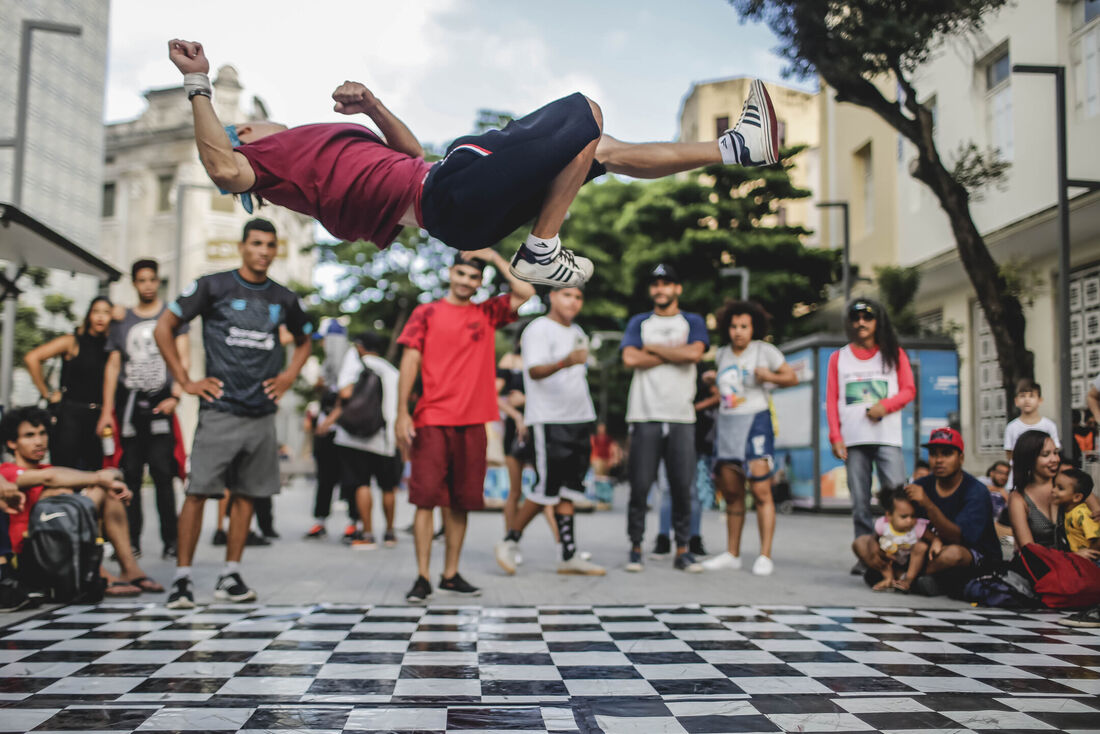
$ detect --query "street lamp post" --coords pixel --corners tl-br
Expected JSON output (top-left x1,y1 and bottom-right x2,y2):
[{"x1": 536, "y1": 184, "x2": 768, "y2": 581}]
[
  {"x1": 1012, "y1": 64, "x2": 1100, "y2": 447},
  {"x1": 0, "y1": 20, "x2": 83, "y2": 408},
  {"x1": 719, "y1": 267, "x2": 750, "y2": 301},
  {"x1": 816, "y1": 201, "x2": 851, "y2": 304},
  {"x1": 589, "y1": 330, "x2": 623, "y2": 424}
]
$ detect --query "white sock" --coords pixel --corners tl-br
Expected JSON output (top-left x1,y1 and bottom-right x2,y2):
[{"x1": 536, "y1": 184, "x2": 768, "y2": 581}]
[
  {"x1": 524, "y1": 233, "x2": 560, "y2": 258},
  {"x1": 173, "y1": 566, "x2": 191, "y2": 581},
  {"x1": 223, "y1": 561, "x2": 240, "y2": 575}
]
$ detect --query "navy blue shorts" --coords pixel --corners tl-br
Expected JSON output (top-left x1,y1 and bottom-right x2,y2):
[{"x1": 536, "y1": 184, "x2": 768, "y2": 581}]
[{"x1": 420, "y1": 93, "x2": 605, "y2": 251}]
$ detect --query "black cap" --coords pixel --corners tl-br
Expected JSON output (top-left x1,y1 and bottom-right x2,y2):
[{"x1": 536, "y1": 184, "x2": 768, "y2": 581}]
[
  {"x1": 648, "y1": 263, "x2": 680, "y2": 284},
  {"x1": 848, "y1": 300, "x2": 876, "y2": 317}
]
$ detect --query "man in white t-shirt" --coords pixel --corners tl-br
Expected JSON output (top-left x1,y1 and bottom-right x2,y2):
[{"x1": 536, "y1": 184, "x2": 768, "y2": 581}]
[
  {"x1": 621, "y1": 264, "x2": 709, "y2": 573},
  {"x1": 495, "y1": 287, "x2": 605, "y2": 576},
  {"x1": 333, "y1": 332, "x2": 402, "y2": 549},
  {"x1": 1004, "y1": 380, "x2": 1061, "y2": 488}
]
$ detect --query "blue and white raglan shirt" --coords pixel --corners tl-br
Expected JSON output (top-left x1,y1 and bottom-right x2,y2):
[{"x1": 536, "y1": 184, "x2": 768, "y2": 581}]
[
  {"x1": 170, "y1": 270, "x2": 312, "y2": 417},
  {"x1": 621, "y1": 310, "x2": 709, "y2": 424}
]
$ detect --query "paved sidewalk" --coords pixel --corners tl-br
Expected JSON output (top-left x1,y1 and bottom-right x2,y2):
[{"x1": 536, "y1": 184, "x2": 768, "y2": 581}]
[{"x1": 68, "y1": 480, "x2": 970, "y2": 610}]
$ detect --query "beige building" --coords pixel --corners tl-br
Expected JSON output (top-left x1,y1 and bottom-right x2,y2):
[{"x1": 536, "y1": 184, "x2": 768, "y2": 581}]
[
  {"x1": 101, "y1": 66, "x2": 317, "y2": 448},
  {"x1": 817, "y1": 0, "x2": 1100, "y2": 468},
  {"x1": 679, "y1": 77, "x2": 821, "y2": 244}
]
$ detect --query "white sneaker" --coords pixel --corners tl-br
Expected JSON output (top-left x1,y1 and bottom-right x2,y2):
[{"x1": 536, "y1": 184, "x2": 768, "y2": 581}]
[
  {"x1": 719, "y1": 78, "x2": 779, "y2": 167},
  {"x1": 495, "y1": 539, "x2": 518, "y2": 575},
  {"x1": 509, "y1": 244, "x2": 593, "y2": 287},
  {"x1": 752, "y1": 555, "x2": 775, "y2": 576},
  {"x1": 702, "y1": 551, "x2": 743, "y2": 571},
  {"x1": 557, "y1": 555, "x2": 607, "y2": 576}
]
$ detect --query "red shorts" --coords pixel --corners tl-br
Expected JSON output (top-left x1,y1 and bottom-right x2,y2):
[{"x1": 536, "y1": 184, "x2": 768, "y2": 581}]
[{"x1": 408, "y1": 424, "x2": 487, "y2": 511}]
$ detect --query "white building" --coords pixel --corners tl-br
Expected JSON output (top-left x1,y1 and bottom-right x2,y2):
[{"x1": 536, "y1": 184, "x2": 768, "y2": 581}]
[{"x1": 101, "y1": 66, "x2": 317, "y2": 449}]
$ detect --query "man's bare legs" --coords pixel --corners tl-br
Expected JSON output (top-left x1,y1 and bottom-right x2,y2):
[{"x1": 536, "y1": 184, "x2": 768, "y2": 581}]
[
  {"x1": 748, "y1": 458, "x2": 775, "y2": 560},
  {"x1": 717, "y1": 463, "x2": 748, "y2": 557},
  {"x1": 355, "y1": 485, "x2": 373, "y2": 534},
  {"x1": 441, "y1": 508, "x2": 467, "y2": 579},
  {"x1": 596, "y1": 136, "x2": 723, "y2": 179},
  {"x1": 176, "y1": 495, "x2": 205, "y2": 568},
  {"x1": 413, "y1": 507, "x2": 434, "y2": 579},
  {"x1": 226, "y1": 494, "x2": 253, "y2": 564},
  {"x1": 78, "y1": 487, "x2": 155, "y2": 585}
]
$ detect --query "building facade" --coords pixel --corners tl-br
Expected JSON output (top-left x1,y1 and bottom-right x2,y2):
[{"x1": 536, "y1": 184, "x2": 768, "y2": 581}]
[{"x1": 101, "y1": 66, "x2": 317, "y2": 449}]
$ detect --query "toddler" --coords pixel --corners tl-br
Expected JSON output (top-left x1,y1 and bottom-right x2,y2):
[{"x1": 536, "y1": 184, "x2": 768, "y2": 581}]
[
  {"x1": 874, "y1": 487, "x2": 933, "y2": 591},
  {"x1": 1053, "y1": 468, "x2": 1100, "y2": 560}
]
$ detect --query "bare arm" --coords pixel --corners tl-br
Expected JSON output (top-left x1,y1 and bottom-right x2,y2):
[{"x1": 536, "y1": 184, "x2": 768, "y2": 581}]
[
  {"x1": 645, "y1": 341, "x2": 705, "y2": 364},
  {"x1": 1089, "y1": 385, "x2": 1100, "y2": 425},
  {"x1": 176, "y1": 332, "x2": 191, "y2": 377},
  {"x1": 262, "y1": 334, "x2": 311, "y2": 403},
  {"x1": 17, "y1": 466, "x2": 120, "y2": 491},
  {"x1": 156, "y1": 308, "x2": 223, "y2": 403},
  {"x1": 756, "y1": 362, "x2": 798, "y2": 388},
  {"x1": 168, "y1": 40, "x2": 255, "y2": 192},
  {"x1": 24, "y1": 334, "x2": 74, "y2": 402},
  {"x1": 904, "y1": 483, "x2": 964, "y2": 545},
  {"x1": 1007, "y1": 491, "x2": 1034, "y2": 547},
  {"x1": 622, "y1": 345, "x2": 664, "y2": 370},
  {"x1": 332, "y1": 81, "x2": 424, "y2": 158},
  {"x1": 395, "y1": 348, "x2": 422, "y2": 455},
  {"x1": 529, "y1": 350, "x2": 587, "y2": 380},
  {"x1": 97, "y1": 351, "x2": 122, "y2": 436}
]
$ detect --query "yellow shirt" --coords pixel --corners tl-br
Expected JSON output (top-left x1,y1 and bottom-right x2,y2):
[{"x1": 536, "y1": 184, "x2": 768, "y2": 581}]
[{"x1": 1065, "y1": 503, "x2": 1100, "y2": 552}]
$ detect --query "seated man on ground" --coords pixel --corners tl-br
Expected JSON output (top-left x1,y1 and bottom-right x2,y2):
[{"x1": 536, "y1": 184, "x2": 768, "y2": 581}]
[
  {"x1": 0, "y1": 406, "x2": 163, "y2": 597},
  {"x1": 852, "y1": 428, "x2": 999, "y2": 596},
  {"x1": 167, "y1": 39, "x2": 779, "y2": 289}
]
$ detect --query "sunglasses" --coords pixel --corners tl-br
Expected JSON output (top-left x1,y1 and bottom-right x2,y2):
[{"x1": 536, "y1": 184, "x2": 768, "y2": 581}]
[{"x1": 849, "y1": 312, "x2": 876, "y2": 323}]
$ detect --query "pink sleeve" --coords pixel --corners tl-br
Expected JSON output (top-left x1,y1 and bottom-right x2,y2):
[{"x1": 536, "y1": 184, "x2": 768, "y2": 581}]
[
  {"x1": 880, "y1": 349, "x2": 916, "y2": 414},
  {"x1": 914, "y1": 518, "x2": 930, "y2": 538},
  {"x1": 826, "y1": 350, "x2": 842, "y2": 444},
  {"x1": 874, "y1": 516, "x2": 888, "y2": 536}
]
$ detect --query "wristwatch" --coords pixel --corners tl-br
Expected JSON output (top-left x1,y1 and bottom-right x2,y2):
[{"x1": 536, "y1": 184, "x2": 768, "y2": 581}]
[{"x1": 188, "y1": 88, "x2": 211, "y2": 100}]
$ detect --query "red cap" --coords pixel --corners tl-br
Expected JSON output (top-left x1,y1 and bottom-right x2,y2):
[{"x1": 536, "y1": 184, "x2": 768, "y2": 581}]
[{"x1": 923, "y1": 427, "x2": 964, "y2": 452}]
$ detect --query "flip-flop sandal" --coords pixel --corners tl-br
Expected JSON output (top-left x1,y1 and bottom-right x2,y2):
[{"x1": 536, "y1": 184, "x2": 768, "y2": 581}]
[
  {"x1": 128, "y1": 576, "x2": 165, "y2": 593},
  {"x1": 105, "y1": 580, "x2": 141, "y2": 597}
]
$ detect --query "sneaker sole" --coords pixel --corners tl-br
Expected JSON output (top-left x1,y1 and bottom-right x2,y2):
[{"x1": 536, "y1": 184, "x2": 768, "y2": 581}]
[
  {"x1": 405, "y1": 594, "x2": 431, "y2": 605},
  {"x1": 752, "y1": 79, "x2": 779, "y2": 165},
  {"x1": 214, "y1": 589, "x2": 258, "y2": 603},
  {"x1": 557, "y1": 566, "x2": 607, "y2": 576},
  {"x1": 508, "y1": 263, "x2": 591, "y2": 288},
  {"x1": 625, "y1": 563, "x2": 644, "y2": 573},
  {"x1": 439, "y1": 587, "x2": 482, "y2": 597},
  {"x1": 165, "y1": 597, "x2": 196, "y2": 610},
  {"x1": 351, "y1": 544, "x2": 378, "y2": 550},
  {"x1": 1058, "y1": 617, "x2": 1100, "y2": 628},
  {"x1": 495, "y1": 545, "x2": 517, "y2": 575}
]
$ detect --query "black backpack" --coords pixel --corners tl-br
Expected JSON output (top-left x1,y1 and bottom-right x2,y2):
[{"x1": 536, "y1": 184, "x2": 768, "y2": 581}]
[
  {"x1": 20, "y1": 493, "x2": 105, "y2": 603},
  {"x1": 336, "y1": 364, "x2": 385, "y2": 438}
]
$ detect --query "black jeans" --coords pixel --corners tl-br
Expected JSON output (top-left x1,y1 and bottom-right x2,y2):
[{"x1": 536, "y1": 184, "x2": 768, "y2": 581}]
[
  {"x1": 628, "y1": 422, "x2": 696, "y2": 548},
  {"x1": 121, "y1": 426, "x2": 178, "y2": 550},
  {"x1": 312, "y1": 434, "x2": 357, "y2": 520}
]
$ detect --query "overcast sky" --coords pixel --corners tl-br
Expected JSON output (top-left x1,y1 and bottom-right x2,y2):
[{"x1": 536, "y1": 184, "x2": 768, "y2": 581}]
[{"x1": 105, "y1": 0, "x2": 811, "y2": 148}]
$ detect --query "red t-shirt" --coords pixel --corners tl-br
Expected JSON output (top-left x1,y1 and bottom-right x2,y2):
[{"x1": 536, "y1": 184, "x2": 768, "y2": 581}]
[
  {"x1": 2, "y1": 462, "x2": 47, "y2": 555},
  {"x1": 398, "y1": 295, "x2": 517, "y2": 428},
  {"x1": 237, "y1": 123, "x2": 433, "y2": 249}
]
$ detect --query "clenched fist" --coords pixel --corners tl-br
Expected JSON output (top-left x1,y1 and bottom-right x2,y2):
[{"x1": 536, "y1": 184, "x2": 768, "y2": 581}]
[
  {"x1": 332, "y1": 81, "x2": 379, "y2": 116},
  {"x1": 168, "y1": 39, "x2": 209, "y2": 75}
]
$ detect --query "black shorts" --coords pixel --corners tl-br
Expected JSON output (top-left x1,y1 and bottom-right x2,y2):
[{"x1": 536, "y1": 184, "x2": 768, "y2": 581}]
[
  {"x1": 420, "y1": 93, "x2": 605, "y2": 251},
  {"x1": 337, "y1": 445, "x2": 402, "y2": 492},
  {"x1": 529, "y1": 422, "x2": 593, "y2": 506}
]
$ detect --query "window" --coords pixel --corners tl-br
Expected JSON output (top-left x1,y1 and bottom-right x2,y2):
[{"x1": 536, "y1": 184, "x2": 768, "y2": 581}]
[
  {"x1": 1088, "y1": 0, "x2": 1100, "y2": 24},
  {"x1": 918, "y1": 309, "x2": 944, "y2": 336},
  {"x1": 101, "y1": 182, "x2": 116, "y2": 218},
  {"x1": 973, "y1": 302, "x2": 1006, "y2": 454},
  {"x1": 1073, "y1": 14, "x2": 1100, "y2": 117},
  {"x1": 855, "y1": 143, "x2": 873, "y2": 234},
  {"x1": 715, "y1": 116, "x2": 729, "y2": 138},
  {"x1": 1070, "y1": 263, "x2": 1100, "y2": 410},
  {"x1": 984, "y1": 48, "x2": 1014, "y2": 160},
  {"x1": 156, "y1": 174, "x2": 173, "y2": 212}
]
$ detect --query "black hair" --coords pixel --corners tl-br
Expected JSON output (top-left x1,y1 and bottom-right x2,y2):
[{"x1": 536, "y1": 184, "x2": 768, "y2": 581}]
[
  {"x1": 354, "y1": 331, "x2": 388, "y2": 355},
  {"x1": 131, "y1": 258, "x2": 158, "y2": 280},
  {"x1": 242, "y1": 217, "x2": 277, "y2": 242},
  {"x1": 0, "y1": 405, "x2": 51, "y2": 448},
  {"x1": 1012, "y1": 429, "x2": 1058, "y2": 491},
  {"x1": 78, "y1": 295, "x2": 112, "y2": 336},
  {"x1": 844, "y1": 297, "x2": 900, "y2": 371},
  {"x1": 877, "y1": 486, "x2": 914, "y2": 514},
  {"x1": 1015, "y1": 378, "x2": 1041, "y2": 397},
  {"x1": 716, "y1": 300, "x2": 770, "y2": 344},
  {"x1": 1061, "y1": 467, "x2": 1095, "y2": 500},
  {"x1": 986, "y1": 460, "x2": 1010, "y2": 476},
  {"x1": 451, "y1": 251, "x2": 488, "y2": 274},
  {"x1": 915, "y1": 459, "x2": 930, "y2": 470}
]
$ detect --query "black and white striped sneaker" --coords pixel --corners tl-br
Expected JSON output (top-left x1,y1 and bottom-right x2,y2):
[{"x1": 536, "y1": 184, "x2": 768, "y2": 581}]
[
  {"x1": 509, "y1": 244, "x2": 593, "y2": 287},
  {"x1": 719, "y1": 78, "x2": 780, "y2": 167},
  {"x1": 213, "y1": 572, "x2": 257, "y2": 603}
]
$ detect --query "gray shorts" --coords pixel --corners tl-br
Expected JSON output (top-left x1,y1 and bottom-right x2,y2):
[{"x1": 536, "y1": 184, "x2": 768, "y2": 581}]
[{"x1": 186, "y1": 409, "x2": 280, "y2": 499}]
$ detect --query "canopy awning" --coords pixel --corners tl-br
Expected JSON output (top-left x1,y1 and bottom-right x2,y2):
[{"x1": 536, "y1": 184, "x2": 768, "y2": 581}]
[{"x1": 0, "y1": 203, "x2": 121, "y2": 289}]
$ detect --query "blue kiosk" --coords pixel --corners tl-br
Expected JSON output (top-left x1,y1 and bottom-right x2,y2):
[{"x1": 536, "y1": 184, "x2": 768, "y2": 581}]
[{"x1": 770, "y1": 334, "x2": 960, "y2": 511}]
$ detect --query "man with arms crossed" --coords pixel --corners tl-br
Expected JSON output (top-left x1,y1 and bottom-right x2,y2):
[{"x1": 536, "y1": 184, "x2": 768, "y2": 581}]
[
  {"x1": 166, "y1": 39, "x2": 780, "y2": 288},
  {"x1": 156, "y1": 218, "x2": 312, "y2": 608},
  {"x1": 396, "y1": 250, "x2": 534, "y2": 603},
  {"x1": 98, "y1": 259, "x2": 190, "y2": 560},
  {"x1": 496, "y1": 286, "x2": 605, "y2": 576}
]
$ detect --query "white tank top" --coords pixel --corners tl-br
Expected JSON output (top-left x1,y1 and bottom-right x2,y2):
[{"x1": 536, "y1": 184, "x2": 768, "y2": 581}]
[{"x1": 836, "y1": 344, "x2": 903, "y2": 447}]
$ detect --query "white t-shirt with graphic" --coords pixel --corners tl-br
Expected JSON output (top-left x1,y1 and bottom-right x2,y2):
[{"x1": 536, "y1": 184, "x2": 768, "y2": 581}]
[
  {"x1": 521, "y1": 316, "x2": 595, "y2": 425},
  {"x1": 715, "y1": 341, "x2": 786, "y2": 416}
]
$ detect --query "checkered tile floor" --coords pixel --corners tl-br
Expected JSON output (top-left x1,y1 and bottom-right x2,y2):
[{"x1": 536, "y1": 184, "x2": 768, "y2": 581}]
[{"x1": 2, "y1": 603, "x2": 1099, "y2": 732}]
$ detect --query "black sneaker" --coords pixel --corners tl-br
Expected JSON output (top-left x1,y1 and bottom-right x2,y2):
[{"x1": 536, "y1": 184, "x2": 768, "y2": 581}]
[
  {"x1": 911, "y1": 575, "x2": 945, "y2": 597},
  {"x1": 305, "y1": 523, "x2": 327, "y2": 539},
  {"x1": 261, "y1": 528, "x2": 280, "y2": 540},
  {"x1": 0, "y1": 575, "x2": 32, "y2": 613},
  {"x1": 689, "y1": 535, "x2": 706, "y2": 557},
  {"x1": 405, "y1": 575, "x2": 432, "y2": 604},
  {"x1": 245, "y1": 531, "x2": 270, "y2": 547},
  {"x1": 166, "y1": 577, "x2": 196, "y2": 609},
  {"x1": 214, "y1": 572, "x2": 257, "y2": 603},
  {"x1": 162, "y1": 543, "x2": 177, "y2": 560},
  {"x1": 341, "y1": 526, "x2": 361, "y2": 546},
  {"x1": 651, "y1": 534, "x2": 671, "y2": 558},
  {"x1": 674, "y1": 552, "x2": 703, "y2": 573},
  {"x1": 850, "y1": 559, "x2": 867, "y2": 576},
  {"x1": 439, "y1": 572, "x2": 481, "y2": 596},
  {"x1": 1059, "y1": 606, "x2": 1100, "y2": 628},
  {"x1": 212, "y1": 529, "x2": 227, "y2": 546}
]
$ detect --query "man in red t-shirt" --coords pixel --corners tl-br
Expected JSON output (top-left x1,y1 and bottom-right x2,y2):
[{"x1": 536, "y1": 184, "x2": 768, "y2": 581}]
[
  {"x1": 167, "y1": 39, "x2": 780, "y2": 290},
  {"x1": 395, "y1": 249, "x2": 534, "y2": 603},
  {"x1": 0, "y1": 406, "x2": 163, "y2": 597}
]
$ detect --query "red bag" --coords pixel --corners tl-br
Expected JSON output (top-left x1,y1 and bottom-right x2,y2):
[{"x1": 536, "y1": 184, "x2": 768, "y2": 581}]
[{"x1": 1019, "y1": 543, "x2": 1100, "y2": 609}]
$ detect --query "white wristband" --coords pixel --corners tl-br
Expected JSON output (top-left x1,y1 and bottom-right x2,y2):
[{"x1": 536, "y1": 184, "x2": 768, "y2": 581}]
[{"x1": 183, "y1": 73, "x2": 212, "y2": 96}]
